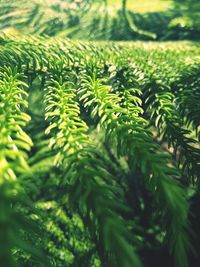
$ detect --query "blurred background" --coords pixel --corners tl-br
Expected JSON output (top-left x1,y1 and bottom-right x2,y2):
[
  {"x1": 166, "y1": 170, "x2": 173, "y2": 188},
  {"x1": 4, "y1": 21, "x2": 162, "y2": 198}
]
[{"x1": 0, "y1": 0, "x2": 200, "y2": 41}]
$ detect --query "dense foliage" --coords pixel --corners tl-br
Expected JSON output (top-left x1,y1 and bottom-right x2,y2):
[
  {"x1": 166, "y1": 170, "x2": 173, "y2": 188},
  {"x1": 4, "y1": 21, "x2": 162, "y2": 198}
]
[
  {"x1": 0, "y1": 0, "x2": 199, "y2": 40},
  {"x1": 0, "y1": 33, "x2": 200, "y2": 267}
]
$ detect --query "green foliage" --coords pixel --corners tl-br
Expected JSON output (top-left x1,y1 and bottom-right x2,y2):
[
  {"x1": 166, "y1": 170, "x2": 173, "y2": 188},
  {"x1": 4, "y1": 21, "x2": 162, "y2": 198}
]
[
  {"x1": 0, "y1": 66, "x2": 47, "y2": 267},
  {"x1": 173, "y1": 0, "x2": 200, "y2": 28},
  {"x1": 44, "y1": 74, "x2": 142, "y2": 267},
  {"x1": 0, "y1": 34, "x2": 199, "y2": 267},
  {"x1": 0, "y1": 0, "x2": 199, "y2": 40},
  {"x1": 169, "y1": 0, "x2": 200, "y2": 38}
]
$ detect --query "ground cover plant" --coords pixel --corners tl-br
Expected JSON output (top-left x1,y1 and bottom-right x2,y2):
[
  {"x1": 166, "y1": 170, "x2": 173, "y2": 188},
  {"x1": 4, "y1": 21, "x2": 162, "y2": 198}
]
[{"x1": 0, "y1": 33, "x2": 200, "y2": 267}]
